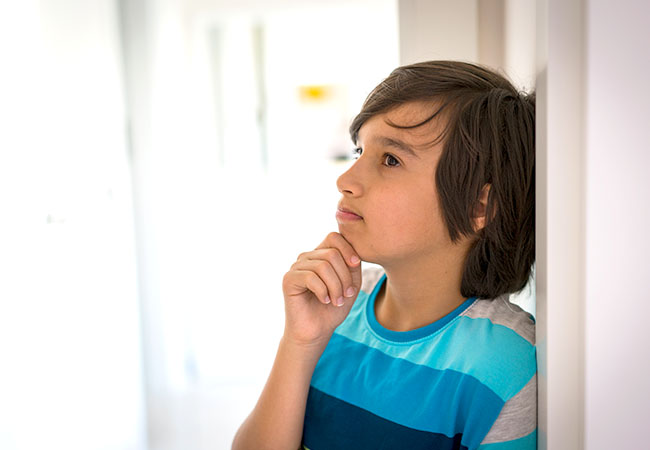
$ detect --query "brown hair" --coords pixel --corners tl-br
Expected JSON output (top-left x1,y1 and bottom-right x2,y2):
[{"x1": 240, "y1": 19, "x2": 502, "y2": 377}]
[{"x1": 350, "y1": 61, "x2": 535, "y2": 299}]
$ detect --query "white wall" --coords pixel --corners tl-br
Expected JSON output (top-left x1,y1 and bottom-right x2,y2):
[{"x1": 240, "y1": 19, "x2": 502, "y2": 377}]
[
  {"x1": 583, "y1": 0, "x2": 650, "y2": 447},
  {"x1": 538, "y1": 0, "x2": 650, "y2": 448},
  {"x1": 0, "y1": 1, "x2": 147, "y2": 449},
  {"x1": 535, "y1": 0, "x2": 586, "y2": 447},
  {"x1": 398, "y1": 0, "x2": 478, "y2": 65},
  {"x1": 503, "y1": 0, "x2": 536, "y2": 91}
]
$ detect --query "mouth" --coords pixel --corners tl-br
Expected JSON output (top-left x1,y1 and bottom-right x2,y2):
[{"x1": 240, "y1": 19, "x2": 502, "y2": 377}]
[{"x1": 336, "y1": 205, "x2": 363, "y2": 222}]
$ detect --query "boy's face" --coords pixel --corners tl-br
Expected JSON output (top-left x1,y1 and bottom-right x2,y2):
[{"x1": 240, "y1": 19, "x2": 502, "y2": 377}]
[{"x1": 336, "y1": 101, "x2": 461, "y2": 267}]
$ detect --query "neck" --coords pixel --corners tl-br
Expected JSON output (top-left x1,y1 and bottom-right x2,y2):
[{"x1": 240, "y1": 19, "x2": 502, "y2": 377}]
[{"x1": 375, "y1": 246, "x2": 470, "y2": 332}]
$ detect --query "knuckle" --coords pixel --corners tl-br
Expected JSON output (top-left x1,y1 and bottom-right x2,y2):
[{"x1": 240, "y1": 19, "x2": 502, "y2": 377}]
[
  {"x1": 326, "y1": 231, "x2": 339, "y2": 241},
  {"x1": 324, "y1": 247, "x2": 338, "y2": 260},
  {"x1": 282, "y1": 270, "x2": 294, "y2": 283}
]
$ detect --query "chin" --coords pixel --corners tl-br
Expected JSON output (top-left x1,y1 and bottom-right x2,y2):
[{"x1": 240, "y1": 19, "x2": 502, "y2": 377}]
[
  {"x1": 338, "y1": 228, "x2": 364, "y2": 256},
  {"x1": 337, "y1": 231, "x2": 380, "y2": 265}
]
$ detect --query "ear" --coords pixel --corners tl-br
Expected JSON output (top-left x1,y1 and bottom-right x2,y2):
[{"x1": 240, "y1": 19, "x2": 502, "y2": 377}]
[{"x1": 472, "y1": 184, "x2": 492, "y2": 232}]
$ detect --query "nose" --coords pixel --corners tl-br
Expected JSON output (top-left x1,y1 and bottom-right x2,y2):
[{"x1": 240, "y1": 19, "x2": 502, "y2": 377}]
[{"x1": 336, "y1": 159, "x2": 363, "y2": 197}]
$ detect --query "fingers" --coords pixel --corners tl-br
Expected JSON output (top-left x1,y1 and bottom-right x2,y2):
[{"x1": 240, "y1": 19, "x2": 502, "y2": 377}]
[
  {"x1": 317, "y1": 232, "x2": 363, "y2": 298},
  {"x1": 299, "y1": 256, "x2": 350, "y2": 306},
  {"x1": 288, "y1": 232, "x2": 362, "y2": 307},
  {"x1": 292, "y1": 269, "x2": 331, "y2": 305},
  {"x1": 316, "y1": 232, "x2": 361, "y2": 268}
]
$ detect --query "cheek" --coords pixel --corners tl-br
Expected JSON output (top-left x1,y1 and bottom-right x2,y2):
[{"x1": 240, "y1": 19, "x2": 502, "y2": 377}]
[{"x1": 375, "y1": 189, "x2": 442, "y2": 236}]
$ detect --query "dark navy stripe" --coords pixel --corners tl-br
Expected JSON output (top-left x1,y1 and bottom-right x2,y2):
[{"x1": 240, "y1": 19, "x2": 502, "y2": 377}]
[
  {"x1": 304, "y1": 386, "x2": 469, "y2": 450},
  {"x1": 310, "y1": 333, "x2": 504, "y2": 448}
]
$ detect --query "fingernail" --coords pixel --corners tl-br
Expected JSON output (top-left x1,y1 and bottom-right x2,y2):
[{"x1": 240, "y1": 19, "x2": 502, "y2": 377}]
[
  {"x1": 324, "y1": 296, "x2": 331, "y2": 304},
  {"x1": 345, "y1": 287, "x2": 355, "y2": 297},
  {"x1": 336, "y1": 297, "x2": 344, "y2": 307},
  {"x1": 350, "y1": 255, "x2": 360, "y2": 264}
]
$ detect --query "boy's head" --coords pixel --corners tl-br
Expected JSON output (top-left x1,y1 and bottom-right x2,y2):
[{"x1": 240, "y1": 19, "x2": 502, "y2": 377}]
[{"x1": 347, "y1": 61, "x2": 535, "y2": 299}]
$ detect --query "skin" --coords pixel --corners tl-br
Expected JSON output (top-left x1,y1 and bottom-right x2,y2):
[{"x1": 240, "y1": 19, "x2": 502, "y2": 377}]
[
  {"x1": 337, "y1": 101, "x2": 479, "y2": 331},
  {"x1": 232, "y1": 101, "x2": 486, "y2": 450}
]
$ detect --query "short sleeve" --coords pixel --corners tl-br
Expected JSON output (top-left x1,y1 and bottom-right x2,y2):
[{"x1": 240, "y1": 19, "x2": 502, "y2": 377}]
[{"x1": 478, "y1": 373, "x2": 537, "y2": 449}]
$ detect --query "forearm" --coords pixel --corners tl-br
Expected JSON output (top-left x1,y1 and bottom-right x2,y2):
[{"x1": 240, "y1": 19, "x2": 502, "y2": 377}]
[
  {"x1": 233, "y1": 232, "x2": 361, "y2": 449},
  {"x1": 232, "y1": 337, "x2": 327, "y2": 450}
]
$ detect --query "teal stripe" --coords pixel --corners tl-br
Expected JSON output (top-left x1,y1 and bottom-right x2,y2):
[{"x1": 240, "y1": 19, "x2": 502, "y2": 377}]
[
  {"x1": 334, "y1": 304, "x2": 536, "y2": 401},
  {"x1": 478, "y1": 429, "x2": 537, "y2": 449},
  {"x1": 311, "y1": 333, "x2": 504, "y2": 448}
]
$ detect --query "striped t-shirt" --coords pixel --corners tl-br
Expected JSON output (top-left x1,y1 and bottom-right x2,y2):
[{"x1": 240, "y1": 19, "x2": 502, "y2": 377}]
[{"x1": 302, "y1": 266, "x2": 537, "y2": 450}]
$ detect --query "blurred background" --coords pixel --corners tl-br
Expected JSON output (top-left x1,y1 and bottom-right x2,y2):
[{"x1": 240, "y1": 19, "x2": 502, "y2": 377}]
[{"x1": 15, "y1": 0, "x2": 647, "y2": 449}]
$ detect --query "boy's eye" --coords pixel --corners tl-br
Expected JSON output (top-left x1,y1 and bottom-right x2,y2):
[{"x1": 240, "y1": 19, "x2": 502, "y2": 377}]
[
  {"x1": 351, "y1": 148, "x2": 400, "y2": 167},
  {"x1": 383, "y1": 154, "x2": 400, "y2": 167}
]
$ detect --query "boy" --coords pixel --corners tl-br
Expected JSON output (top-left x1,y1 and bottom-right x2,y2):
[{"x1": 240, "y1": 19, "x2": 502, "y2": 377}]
[{"x1": 232, "y1": 61, "x2": 536, "y2": 450}]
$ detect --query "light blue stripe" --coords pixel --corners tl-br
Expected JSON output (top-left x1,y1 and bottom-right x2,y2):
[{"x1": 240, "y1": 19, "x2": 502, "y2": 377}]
[
  {"x1": 332, "y1": 288, "x2": 367, "y2": 337},
  {"x1": 311, "y1": 333, "x2": 504, "y2": 449},
  {"x1": 345, "y1": 289, "x2": 368, "y2": 318},
  {"x1": 478, "y1": 429, "x2": 537, "y2": 449},
  {"x1": 334, "y1": 299, "x2": 536, "y2": 401}
]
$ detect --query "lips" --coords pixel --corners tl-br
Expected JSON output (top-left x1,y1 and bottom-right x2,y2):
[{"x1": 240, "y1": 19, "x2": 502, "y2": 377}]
[{"x1": 337, "y1": 204, "x2": 363, "y2": 219}]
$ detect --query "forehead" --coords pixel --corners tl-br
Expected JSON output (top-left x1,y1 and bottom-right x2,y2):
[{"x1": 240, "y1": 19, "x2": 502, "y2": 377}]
[{"x1": 357, "y1": 101, "x2": 448, "y2": 151}]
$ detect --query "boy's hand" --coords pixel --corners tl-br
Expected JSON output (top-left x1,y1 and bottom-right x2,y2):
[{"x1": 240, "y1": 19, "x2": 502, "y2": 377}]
[{"x1": 282, "y1": 232, "x2": 362, "y2": 349}]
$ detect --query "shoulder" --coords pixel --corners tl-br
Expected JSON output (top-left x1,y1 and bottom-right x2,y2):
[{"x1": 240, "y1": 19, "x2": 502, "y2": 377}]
[
  {"x1": 449, "y1": 295, "x2": 536, "y2": 403},
  {"x1": 460, "y1": 294, "x2": 535, "y2": 345}
]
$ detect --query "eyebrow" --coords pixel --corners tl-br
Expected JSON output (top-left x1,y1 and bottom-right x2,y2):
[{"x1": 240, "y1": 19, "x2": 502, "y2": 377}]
[{"x1": 370, "y1": 136, "x2": 420, "y2": 159}]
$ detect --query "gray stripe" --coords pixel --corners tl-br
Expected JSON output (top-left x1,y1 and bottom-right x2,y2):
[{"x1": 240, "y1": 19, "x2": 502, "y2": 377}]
[
  {"x1": 461, "y1": 296, "x2": 536, "y2": 345},
  {"x1": 481, "y1": 373, "x2": 537, "y2": 444}
]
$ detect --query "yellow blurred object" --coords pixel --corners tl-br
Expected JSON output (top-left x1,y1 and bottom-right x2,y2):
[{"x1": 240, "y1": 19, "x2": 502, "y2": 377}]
[{"x1": 299, "y1": 85, "x2": 331, "y2": 102}]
